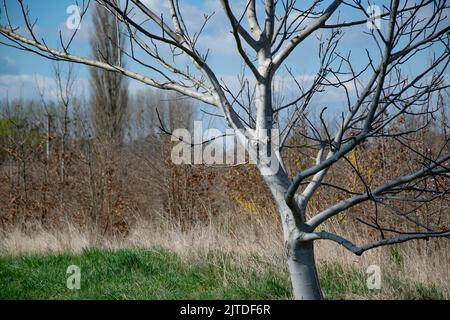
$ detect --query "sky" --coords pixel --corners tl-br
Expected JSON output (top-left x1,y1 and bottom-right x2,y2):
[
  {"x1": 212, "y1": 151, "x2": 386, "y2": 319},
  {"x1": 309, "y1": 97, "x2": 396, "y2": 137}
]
[{"x1": 0, "y1": 0, "x2": 447, "y2": 127}]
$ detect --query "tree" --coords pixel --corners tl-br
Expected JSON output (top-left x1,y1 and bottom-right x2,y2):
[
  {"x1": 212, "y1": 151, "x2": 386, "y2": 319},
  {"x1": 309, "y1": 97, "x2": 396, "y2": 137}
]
[
  {"x1": 90, "y1": 1, "x2": 128, "y2": 147},
  {"x1": 1, "y1": 0, "x2": 448, "y2": 300}
]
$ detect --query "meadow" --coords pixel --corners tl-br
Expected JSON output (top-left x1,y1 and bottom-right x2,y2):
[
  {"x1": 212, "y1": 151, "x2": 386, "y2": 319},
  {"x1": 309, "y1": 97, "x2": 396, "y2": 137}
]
[
  {"x1": 1, "y1": 247, "x2": 447, "y2": 300},
  {"x1": 1, "y1": 215, "x2": 448, "y2": 300}
]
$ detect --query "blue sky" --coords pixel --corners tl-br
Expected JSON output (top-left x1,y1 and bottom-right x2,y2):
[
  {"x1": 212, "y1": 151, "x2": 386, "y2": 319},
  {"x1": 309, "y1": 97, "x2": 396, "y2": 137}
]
[
  {"x1": 0, "y1": 0, "x2": 447, "y2": 117},
  {"x1": 0, "y1": 1, "x2": 90, "y2": 72}
]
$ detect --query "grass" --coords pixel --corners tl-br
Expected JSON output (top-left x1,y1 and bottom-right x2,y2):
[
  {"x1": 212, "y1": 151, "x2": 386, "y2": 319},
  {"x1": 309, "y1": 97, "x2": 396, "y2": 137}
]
[{"x1": 0, "y1": 247, "x2": 447, "y2": 300}]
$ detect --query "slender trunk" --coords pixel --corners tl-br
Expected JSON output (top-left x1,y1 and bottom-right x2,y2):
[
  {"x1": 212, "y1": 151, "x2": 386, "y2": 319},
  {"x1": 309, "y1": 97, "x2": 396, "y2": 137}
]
[
  {"x1": 286, "y1": 240, "x2": 323, "y2": 300},
  {"x1": 254, "y1": 54, "x2": 323, "y2": 299},
  {"x1": 262, "y1": 169, "x2": 324, "y2": 300}
]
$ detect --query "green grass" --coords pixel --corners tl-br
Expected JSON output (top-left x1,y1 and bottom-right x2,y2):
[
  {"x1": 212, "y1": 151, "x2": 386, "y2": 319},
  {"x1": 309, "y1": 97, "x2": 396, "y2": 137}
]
[{"x1": 0, "y1": 248, "x2": 446, "y2": 300}]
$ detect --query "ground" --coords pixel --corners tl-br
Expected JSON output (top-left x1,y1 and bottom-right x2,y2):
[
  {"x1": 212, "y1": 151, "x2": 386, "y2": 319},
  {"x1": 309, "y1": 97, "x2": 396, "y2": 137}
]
[{"x1": 0, "y1": 247, "x2": 447, "y2": 300}]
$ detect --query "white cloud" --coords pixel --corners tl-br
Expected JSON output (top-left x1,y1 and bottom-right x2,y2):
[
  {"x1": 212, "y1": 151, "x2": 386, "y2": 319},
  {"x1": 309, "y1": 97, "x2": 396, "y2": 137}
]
[
  {"x1": 0, "y1": 73, "x2": 88, "y2": 101},
  {"x1": 133, "y1": 0, "x2": 240, "y2": 59},
  {"x1": 0, "y1": 56, "x2": 19, "y2": 74},
  {"x1": 0, "y1": 74, "x2": 52, "y2": 100}
]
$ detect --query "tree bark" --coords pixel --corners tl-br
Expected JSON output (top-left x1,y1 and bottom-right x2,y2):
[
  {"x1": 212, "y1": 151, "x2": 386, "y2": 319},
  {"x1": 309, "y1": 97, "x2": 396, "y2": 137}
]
[
  {"x1": 286, "y1": 240, "x2": 323, "y2": 300},
  {"x1": 255, "y1": 50, "x2": 323, "y2": 298},
  {"x1": 262, "y1": 167, "x2": 323, "y2": 300}
]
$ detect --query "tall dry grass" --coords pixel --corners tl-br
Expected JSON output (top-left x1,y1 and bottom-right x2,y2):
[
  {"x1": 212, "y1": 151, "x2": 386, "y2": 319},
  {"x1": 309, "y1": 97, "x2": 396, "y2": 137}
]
[{"x1": 1, "y1": 208, "x2": 448, "y2": 298}]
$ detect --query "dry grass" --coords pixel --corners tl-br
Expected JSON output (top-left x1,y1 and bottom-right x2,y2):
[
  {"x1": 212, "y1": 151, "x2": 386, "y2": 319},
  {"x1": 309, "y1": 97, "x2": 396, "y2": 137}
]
[{"x1": 1, "y1": 210, "x2": 448, "y2": 299}]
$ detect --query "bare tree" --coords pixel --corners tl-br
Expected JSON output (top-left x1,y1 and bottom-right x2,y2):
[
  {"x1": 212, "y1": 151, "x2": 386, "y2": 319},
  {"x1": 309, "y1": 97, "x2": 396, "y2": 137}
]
[
  {"x1": 90, "y1": 0, "x2": 128, "y2": 147},
  {"x1": 1, "y1": 0, "x2": 449, "y2": 300},
  {"x1": 52, "y1": 63, "x2": 77, "y2": 204}
]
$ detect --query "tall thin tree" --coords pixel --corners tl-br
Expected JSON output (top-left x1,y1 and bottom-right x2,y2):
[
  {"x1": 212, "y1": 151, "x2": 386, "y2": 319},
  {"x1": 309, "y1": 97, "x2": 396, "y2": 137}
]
[{"x1": 89, "y1": 1, "x2": 128, "y2": 147}]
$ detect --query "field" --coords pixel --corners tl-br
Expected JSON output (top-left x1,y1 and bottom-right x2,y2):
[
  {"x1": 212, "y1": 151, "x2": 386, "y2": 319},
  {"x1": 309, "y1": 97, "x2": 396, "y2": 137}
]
[
  {"x1": 1, "y1": 246, "x2": 448, "y2": 300},
  {"x1": 0, "y1": 0, "x2": 449, "y2": 303}
]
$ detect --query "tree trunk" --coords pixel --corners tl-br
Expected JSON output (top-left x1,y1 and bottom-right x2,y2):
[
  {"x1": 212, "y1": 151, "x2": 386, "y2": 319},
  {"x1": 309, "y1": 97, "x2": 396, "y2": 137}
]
[
  {"x1": 262, "y1": 169, "x2": 323, "y2": 300},
  {"x1": 255, "y1": 68, "x2": 323, "y2": 299},
  {"x1": 286, "y1": 240, "x2": 323, "y2": 300}
]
